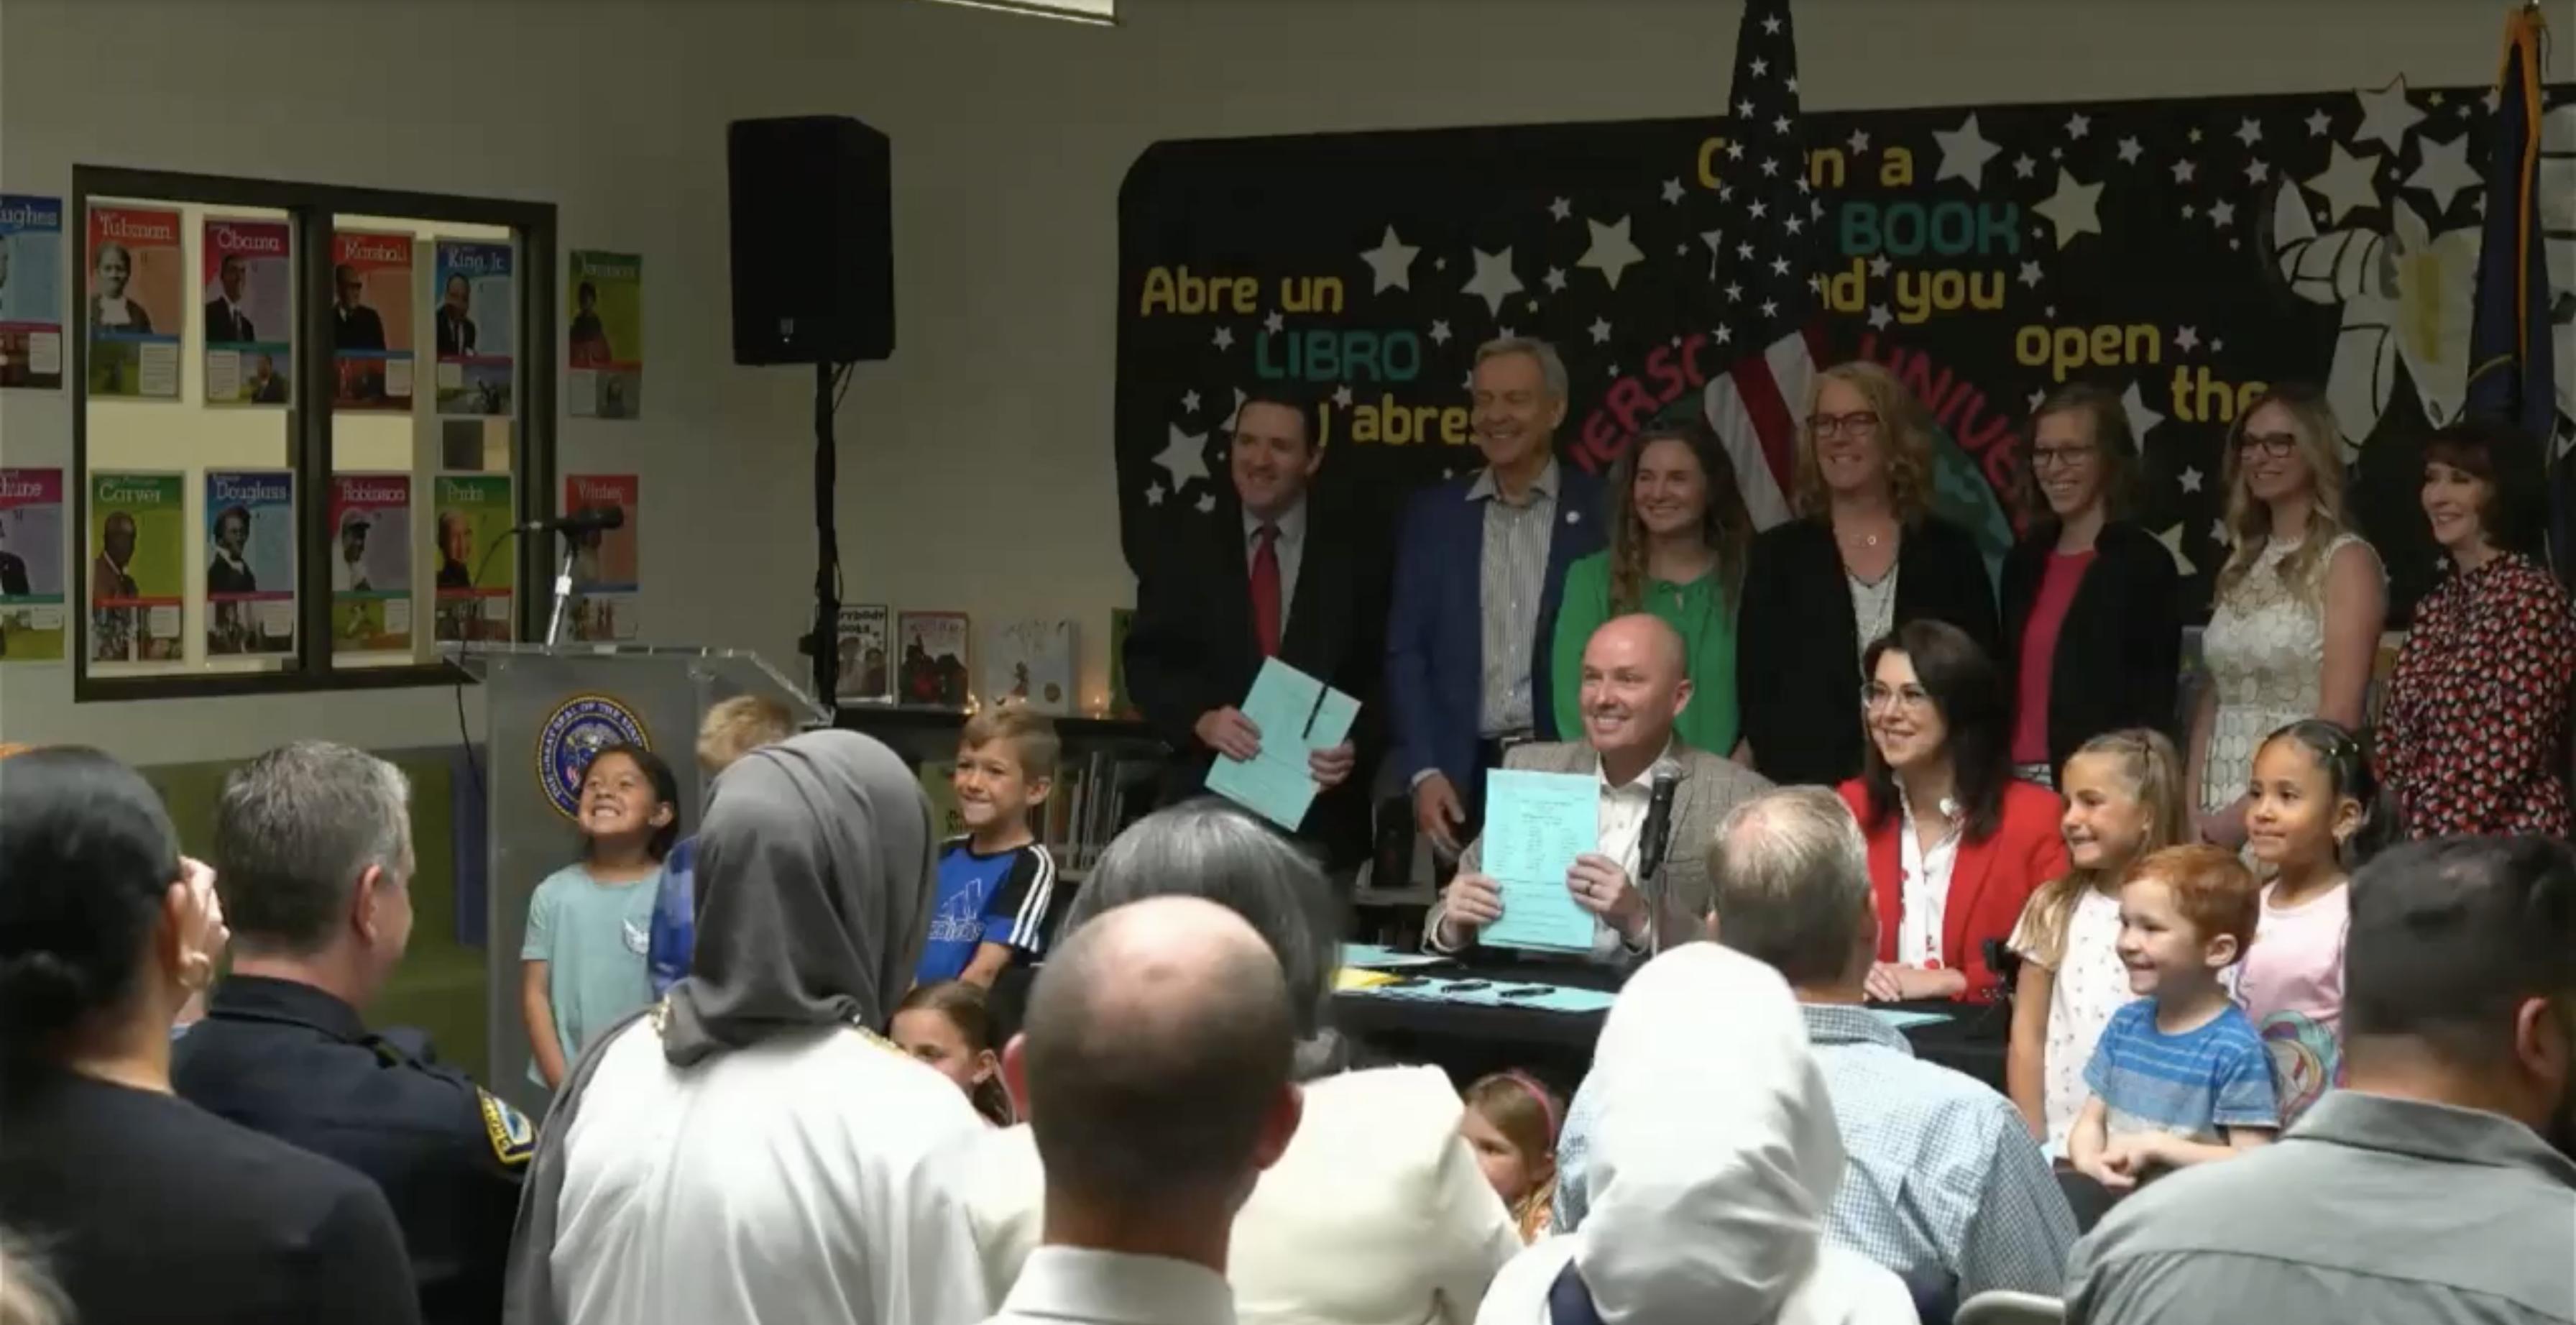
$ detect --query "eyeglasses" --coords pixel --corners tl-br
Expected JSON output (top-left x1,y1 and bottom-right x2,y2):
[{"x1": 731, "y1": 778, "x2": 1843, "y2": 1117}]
[
  {"x1": 1860, "y1": 682, "x2": 1934, "y2": 713},
  {"x1": 1808, "y1": 411, "x2": 1881, "y2": 439},
  {"x1": 2030, "y1": 444, "x2": 2098, "y2": 470},
  {"x1": 2237, "y1": 431, "x2": 2300, "y2": 459}
]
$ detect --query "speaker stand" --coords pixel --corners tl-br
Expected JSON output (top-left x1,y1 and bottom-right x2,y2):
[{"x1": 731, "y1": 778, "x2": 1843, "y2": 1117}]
[{"x1": 809, "y1": 360, "x2": 842, "y2": 714}]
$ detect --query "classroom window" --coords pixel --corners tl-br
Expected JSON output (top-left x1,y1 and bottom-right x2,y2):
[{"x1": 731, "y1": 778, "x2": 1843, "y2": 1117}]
[{"x1": 70, "y1": 168, "x2": 556, "y2": 700}]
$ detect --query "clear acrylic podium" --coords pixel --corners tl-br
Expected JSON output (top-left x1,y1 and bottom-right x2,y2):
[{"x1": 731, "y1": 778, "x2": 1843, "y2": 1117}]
[{"x1": 441, "y1": 642, "x2": 827, "y2": 1106}]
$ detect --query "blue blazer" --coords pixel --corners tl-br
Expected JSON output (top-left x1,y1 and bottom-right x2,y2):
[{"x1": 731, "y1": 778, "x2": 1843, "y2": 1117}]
[{"x1": 1385, "y1": 462, "x2": 1606, "y2": 812}]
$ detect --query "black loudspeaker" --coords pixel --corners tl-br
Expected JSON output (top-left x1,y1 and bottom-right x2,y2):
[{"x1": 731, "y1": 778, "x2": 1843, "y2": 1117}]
[{"x1": 727, "y1": 115, "x2": 893, "y2": 365}]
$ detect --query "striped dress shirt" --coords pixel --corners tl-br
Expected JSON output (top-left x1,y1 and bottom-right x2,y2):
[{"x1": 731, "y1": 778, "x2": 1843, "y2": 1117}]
[{"x1": 1469, "y1": 459, "x2": 1559, "y2": 738}]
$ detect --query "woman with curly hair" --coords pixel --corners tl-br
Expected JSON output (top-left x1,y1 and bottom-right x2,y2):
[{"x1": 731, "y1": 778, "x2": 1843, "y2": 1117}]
[
  {"x1": 1548, "y1": 419, "x2": 1756, "y2": 760},
  {"x1": 1736, "y1": 360, "x2": 2000, "y2": 786}
]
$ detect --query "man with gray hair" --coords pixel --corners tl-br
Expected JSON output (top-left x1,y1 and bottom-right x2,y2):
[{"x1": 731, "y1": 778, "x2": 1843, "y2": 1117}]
[
  {"x1": 983, "y1": 895, "x2": 1304, "y2": 1325},
  {"x1": 1555, "y1": 787, "x2": 2074, "y2": 1308},
  {"x1": 1387, "y1": 334, "x2": 1604, "y2": 857},
  {"x1": 175, "y1": 741, "x2": 529, "y2": 1325}
]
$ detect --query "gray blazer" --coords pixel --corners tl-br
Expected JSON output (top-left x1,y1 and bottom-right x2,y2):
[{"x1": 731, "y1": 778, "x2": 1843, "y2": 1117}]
[{"x1": 1430, "y1": 740, "x2": 1774, "y2": 963}]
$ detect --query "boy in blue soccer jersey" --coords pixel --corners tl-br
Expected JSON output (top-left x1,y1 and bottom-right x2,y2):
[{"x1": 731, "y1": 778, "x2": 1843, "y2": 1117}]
[
  {"x1": 917, "y1": 707, "x2": 1058, "y2": 989},
  {"x1": 2071, "y1": 843, "x2": 2281, "y2": 1193}
]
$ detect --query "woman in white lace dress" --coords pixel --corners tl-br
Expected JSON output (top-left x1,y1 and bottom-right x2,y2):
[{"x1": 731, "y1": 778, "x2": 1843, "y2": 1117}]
[{"x1": 2187, "y1": 385, "x2": 2385, "y2": 846}]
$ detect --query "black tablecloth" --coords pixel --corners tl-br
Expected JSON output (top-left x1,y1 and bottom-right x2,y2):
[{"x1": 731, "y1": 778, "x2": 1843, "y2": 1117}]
[{"x1": 1331, "y1": 955, "x2": 2011, "y2": 1094}]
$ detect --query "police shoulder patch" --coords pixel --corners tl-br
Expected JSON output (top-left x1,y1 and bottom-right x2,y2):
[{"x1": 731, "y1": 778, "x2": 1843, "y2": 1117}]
[{"x1": 479, "y1": 1088, "x2": 536, "y2": 1166}]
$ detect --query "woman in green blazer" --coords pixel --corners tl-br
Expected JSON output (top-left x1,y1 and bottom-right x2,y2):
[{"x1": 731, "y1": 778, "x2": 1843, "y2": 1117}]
[{"x1": 1551, "y1": 420, "x2": 1756, "y2": 758}]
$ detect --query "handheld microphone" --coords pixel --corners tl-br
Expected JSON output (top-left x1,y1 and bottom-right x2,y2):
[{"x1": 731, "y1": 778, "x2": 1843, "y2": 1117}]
[
  {"x1": 1637, "y1": 759, "x2": 1682, "y2": 886},
  {"x1": 517, "y1": 505, "x2": 625, "y2": 536}
]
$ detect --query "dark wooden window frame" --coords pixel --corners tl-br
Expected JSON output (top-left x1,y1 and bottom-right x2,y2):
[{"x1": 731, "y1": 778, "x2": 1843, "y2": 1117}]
[{"x1": 70, "y1": 164, "x2": 557, "y2": 702}]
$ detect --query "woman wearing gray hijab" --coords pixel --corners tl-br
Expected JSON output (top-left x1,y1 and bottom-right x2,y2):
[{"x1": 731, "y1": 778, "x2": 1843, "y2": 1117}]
[{"x1": 504, "y1": 730, "x2": 992, "y2": 1325}]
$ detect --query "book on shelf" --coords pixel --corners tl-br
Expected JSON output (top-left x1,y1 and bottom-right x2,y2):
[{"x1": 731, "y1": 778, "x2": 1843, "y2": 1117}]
[{"x1": 986, "y1": 617, "x2": 1076, "y2": 715}]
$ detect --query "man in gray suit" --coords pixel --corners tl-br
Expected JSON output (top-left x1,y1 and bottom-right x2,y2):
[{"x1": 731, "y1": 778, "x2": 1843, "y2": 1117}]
[{"x1": 1427, "y1": 614, "x2": 1771, "y2": 964}]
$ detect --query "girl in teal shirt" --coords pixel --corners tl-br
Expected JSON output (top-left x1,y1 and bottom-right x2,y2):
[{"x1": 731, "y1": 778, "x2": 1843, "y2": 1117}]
[{"x1": 1552, "y1": 421, "x2": 1754, "y2": 758}]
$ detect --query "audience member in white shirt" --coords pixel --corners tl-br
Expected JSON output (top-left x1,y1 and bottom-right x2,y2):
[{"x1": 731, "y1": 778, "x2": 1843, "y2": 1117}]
[
  {"x1": 980, "y1": 896, "x2": 1303, "y2": 1325},
  {"x1": 1476, "y1": 944, "x2": 1918, "y2": 1325},
  {"x1": 502, "y1": 730, "x2": 993, "y2": 1325},
  {"x1": 940, "y1": 801, "x2": 1523, "y2": 1325}
]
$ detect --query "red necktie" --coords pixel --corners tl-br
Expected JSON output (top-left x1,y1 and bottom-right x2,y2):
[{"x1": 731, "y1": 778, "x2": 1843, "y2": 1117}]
[{"x1": 1249, "y1": 523, "x2": 1282, "y2": 657}]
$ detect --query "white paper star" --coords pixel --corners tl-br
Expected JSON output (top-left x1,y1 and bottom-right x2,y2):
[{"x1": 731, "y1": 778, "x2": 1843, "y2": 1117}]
[
  {"x1": 1332, "y1": 384, "x2": 1354, "y2": 408},
  {"x1": 2067, "y1": 112, "x2": 2092, "y2": 139},
  {"x1": 1433, "y1": 256, "x2": 1446, "y2": 271},
  {"x1": 1772, "y1": 114, "x2": 1791, "y2": 135},
  {"x1": 2212, "y1": 337, "x2": 2225, "y2": 353},
  {"x1": 1661, "y1": 177, "x2": 1685, "y2": 205},
  {"x1": 2353, "y1": 75, "x2": 2424, "y2": 153},
  {"x1": 2406, "y1": 132, "x2": 2480, "y2": 212},
  {"x1": 1736, "y1": 242, "x2": 1754, "y2": 261},
  {"x1": 2245, "y1": 160, "x2": 2271, "y2": 185},
  {"x1": 2174, "y1": 326, "x2": 2200, "y2": 352},
  {"x1": 1848, "y1": 129, "x2": 1872, "y2": 154},
  {"x1": 1760, "y1": 298, "x2": 1779, "y2": 316},
  {"x1": 1463, "y1": 247, "x2": 1523, "y2": 317},
  {"x1": 1181, "y1": 389, "x2": 1200, "y2": 413},
  {"x1": 1212, "y1": 326, "x2": 1234, "y2": 349},
  {"x1": 2303, "y1": 144, "x2": 2381, "y2": 222},
  {"x1": 1358, "y1": 226, "x2": 1420, "y2": 294},
  {"x1": 1429, "y1": 319, "x2": 1452, "y2": 345},
  {"x1": 1868, "y1": 255, "x2": 1892, "y2": 277},
  {"x1": 2033, "y1": 169, "x2": 2105, "y2": 249},
  {"x1": 1784, "y1": 216, "x2": 1805, "y2": 237},
  {"x1": 2179, "y1": 465, "x2": 2204, "y2": 493},
  {"x1": 2236, "y1": 116, "x2": 2263, "y2": 147},
  {"x1": 1587, "y1": 316, "x2": 1612, "y2": 345},
  {"x1": 2210, "y1": 517, "x2": 2230, "y2": 545},
  {"x1": 2013, "y1": 155, "x2": 2038, "y2": 180},
  {"x1": 1195, "y1": 492, "x2": 1215, "y2": 515},
  {"x1": 1761, "y1": 12, "x2": 1781, "y2": 33},
  {"x1": 2121, "y1": 380, "x2": 2165, "y2": 444},
  {"x1": 1726, "y1": 142, "x2": 1745, "y2": 161},
  {"x1": 2306, "y1": 109, "x2": 2333, "y2": 137},
  {"x1": 1760, "y1": 157, "x2": 1780, "y2": 178},
  {"x1": 1768, "y1": 256, "x2": 1790, "y2": 277},
  {"x1": 1263, "y1": 308, "x2": 1285, "y2": 335},
  {"x1": 1868, "y1": 303, "x2": 1893, "y2": 330},
  {"x1": 1145, "y1": 482, "x2": 1165, "y2": 508},
  {"x1": 1749, "y1": 200, "x2": 1770, "y2": 220},
  {"x1": 2116, "y1": 137, "x2": 2143, "y2": 165},
  {"x1": 1154, "y1": 425, "x2": 1209, "y2": 490},
  {"x1": 1712, "y1": 324, "x2": 1734, "y2": 346},
  {"x1": 1723, "y1": 282, "x2": 1743, "y2": 303},
  {"x1": 1749, "y1": 56, "x2": 1767, "y2": 76},
  {"x1": 1933, "y1": 114, "x2": 2004, "y2": 188},
  {"x1": 2156, "y1": 524, "x2": 2196, "y2": 577},
  {"x1": 2171, "y1": 159, "x2": 2196, "y2": 185},
  {"x1": 2181, "y1": 203, "x2": 2197, "y2": 220},
  {"x1": 1543, "y1": 267, "x2": 1568, "y2": 293},
  {"x1": 1605, "y1": 363, "x2": 1621, "y2": 380},
  {"x1": 1736, "y1": 98, "x2": 1754, "y2": 118},
  {"x1": 2188, "y1": 127, "x2": 2204, "y2": 144},
  {"x1": 1576, "y1": 216, "x2": 1645, "y2": 290},
  {"x1": 2209, "y1": 199, "x2": 2236, "y2": 227},
  {"x1": 2018, "y1": 260, "x2": 2043, "y2": 288},
  {"x1": 1548, "y1": 196, "x2": 1572, "y2": 221}
]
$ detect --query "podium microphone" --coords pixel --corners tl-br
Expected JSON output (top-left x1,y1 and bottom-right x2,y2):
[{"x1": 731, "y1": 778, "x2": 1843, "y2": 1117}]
[{"x1": 518, "y1": 505, "x2": 625, "y2": 537}]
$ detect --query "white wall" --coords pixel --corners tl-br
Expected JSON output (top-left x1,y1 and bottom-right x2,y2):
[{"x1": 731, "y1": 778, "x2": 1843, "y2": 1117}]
[{"x1": 0, "y1": 0, "x2": 2549, "y2": 761}]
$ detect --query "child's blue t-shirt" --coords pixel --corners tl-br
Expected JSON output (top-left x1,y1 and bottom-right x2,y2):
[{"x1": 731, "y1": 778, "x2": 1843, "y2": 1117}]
[
  {"x1": 646, "y1": 836, "x2": 698, "y2": 996},
  {"x1": 2084, "y1": 996, "x2": 2280, "y2": 1144},
  {"x1": 915, "y1": 838, "x2": 1056, "y2": 985},
  {"x1": 521, "y1": 863, "x2": 661, "y2": 1087}
]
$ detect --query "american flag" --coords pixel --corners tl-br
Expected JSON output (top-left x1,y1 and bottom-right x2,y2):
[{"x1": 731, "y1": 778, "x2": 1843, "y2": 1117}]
[{"x1": 1699, "y1": 0, "x2": 1821, "y2": 531}]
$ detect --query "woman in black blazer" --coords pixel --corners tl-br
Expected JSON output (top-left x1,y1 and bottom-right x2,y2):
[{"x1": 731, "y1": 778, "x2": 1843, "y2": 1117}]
[
  {"x1": 1737, "y1": 360, "x2": 2000, "y2": 787},
  {"x1": 2002, "y1": 383, "x2": 2182, "y2": 786}
]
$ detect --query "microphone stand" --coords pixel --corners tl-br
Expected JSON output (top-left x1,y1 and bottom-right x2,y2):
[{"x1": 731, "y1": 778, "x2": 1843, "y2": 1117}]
[{"x1": 543, "y1": 534, "x2": 581, "y2": 646}]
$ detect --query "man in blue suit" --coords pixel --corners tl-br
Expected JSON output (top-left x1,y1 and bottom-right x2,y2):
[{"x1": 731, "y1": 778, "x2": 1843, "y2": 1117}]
[{"x1": 1386, "y1": 336, "x2": 1604, "y2": 855}]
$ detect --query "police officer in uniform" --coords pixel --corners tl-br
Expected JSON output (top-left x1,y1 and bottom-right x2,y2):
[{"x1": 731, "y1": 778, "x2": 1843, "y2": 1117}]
[{"x1": 173, "y1": 742, "x2": 531, "y2": 1325}]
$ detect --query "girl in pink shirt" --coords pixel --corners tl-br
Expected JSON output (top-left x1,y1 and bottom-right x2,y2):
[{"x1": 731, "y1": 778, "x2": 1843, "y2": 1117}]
[{"x1": 2234, "y1": 719, "x2": 2394, "y2": 1124}]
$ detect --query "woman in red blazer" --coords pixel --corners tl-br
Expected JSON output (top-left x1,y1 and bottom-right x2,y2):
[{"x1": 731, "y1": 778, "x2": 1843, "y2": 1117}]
[{"x1": 1838, "y1": 619, "x2": 2069, "y2": 1002}]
